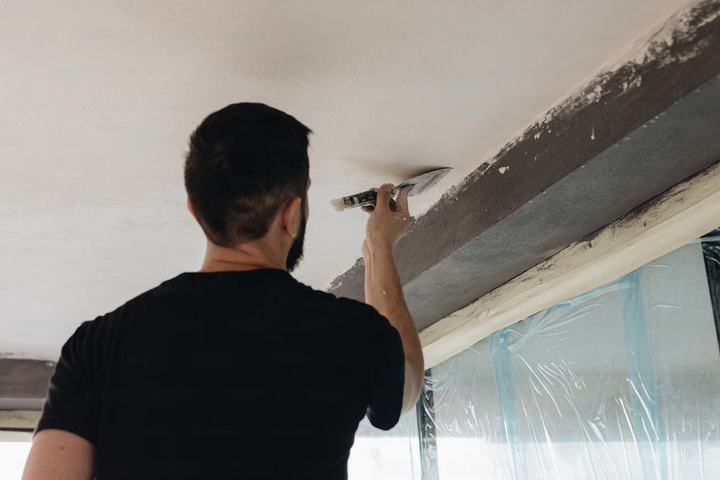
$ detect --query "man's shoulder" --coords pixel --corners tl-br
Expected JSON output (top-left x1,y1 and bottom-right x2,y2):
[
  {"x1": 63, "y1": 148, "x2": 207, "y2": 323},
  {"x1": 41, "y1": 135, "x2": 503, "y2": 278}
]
[
  {"x1": 294, "y1": 282, "x2": 382, "y2": 318},
  {"x1": 82, "y1": 279, "x2": 169, "y2": 330},
  {"x1": 291, "y1": 283, "x2": 397, "y2": 341}
]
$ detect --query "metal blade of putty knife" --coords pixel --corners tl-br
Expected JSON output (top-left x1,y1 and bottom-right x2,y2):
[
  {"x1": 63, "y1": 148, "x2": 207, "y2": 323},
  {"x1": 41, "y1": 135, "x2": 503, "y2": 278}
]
[
  {"x1": 329, "y1": 167, "x2": 452, "y2": 211},
  {"x1": 397, "y1": 167, "x2": 452, "y2": 196}
]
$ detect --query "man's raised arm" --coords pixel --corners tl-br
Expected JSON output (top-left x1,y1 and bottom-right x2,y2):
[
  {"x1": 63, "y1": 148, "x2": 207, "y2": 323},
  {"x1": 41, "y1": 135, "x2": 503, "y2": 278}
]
[{"x1": 362, "y1": 184, "x2": 424, "y2": 415}]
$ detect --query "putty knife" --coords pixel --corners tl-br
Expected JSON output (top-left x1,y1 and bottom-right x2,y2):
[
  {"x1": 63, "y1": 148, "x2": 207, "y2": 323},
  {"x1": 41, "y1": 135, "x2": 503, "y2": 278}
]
[{"x1": 330, "y1": 167, "x2": 452, "y2": 212}]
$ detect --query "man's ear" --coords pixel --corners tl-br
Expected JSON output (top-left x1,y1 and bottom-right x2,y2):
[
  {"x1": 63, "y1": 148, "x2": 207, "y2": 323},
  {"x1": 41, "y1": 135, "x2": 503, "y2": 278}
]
[
  {"x1": 305, "y1": 182, "x2": 311, "y2": 221},
  {"x1": 187, "y1": 197, "x2": 196, "y2": 220},
  {"x1": 282, "y1": 197, "x2": 303, "y2": 238}
]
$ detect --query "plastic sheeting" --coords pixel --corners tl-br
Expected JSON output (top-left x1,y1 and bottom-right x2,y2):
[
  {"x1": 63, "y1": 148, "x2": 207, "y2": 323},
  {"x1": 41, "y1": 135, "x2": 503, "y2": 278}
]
[
  {"x1": 419, "y1": 240, "x2": 720, "y2": 479},
  {"x1": 348, "y1": 410, "x2": 421, "y2": 479}
]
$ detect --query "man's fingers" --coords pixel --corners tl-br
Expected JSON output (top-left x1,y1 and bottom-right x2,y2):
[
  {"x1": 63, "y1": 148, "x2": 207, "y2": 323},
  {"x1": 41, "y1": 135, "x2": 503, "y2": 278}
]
[
  {"x1": 363, "y1": 189, "x2": 378, "y2": 214},
  {"x1": 388, "y1": 198, "x2": 397, "y2": 212},
  {"x1": 374, "y1": 184, "x2": 393, "y2": 213},
  {"x1": 396, "y1": 186, "x2": 411, "y2": 215}
]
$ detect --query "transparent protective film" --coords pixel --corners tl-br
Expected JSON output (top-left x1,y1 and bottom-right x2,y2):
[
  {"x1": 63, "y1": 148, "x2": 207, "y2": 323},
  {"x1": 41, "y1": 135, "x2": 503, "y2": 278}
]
[
  {"x1": 348, "y1": 410, "x2": 421, "y2": 479},
  {"x1": 420, "y1": 240, "x2": 720, "y2": 480}
]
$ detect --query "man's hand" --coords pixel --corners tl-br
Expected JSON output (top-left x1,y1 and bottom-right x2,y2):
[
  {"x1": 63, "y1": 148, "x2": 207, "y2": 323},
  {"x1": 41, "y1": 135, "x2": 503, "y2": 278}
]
[{"x1": 361, "y1": 184, "x2": 413, "y2": 259}]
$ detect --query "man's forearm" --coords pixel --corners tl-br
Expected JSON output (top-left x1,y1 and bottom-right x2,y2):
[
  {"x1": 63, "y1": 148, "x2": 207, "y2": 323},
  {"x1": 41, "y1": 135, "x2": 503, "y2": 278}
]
[{"x1": 364, "y1": 245, "x2": 424, "y2": 413}]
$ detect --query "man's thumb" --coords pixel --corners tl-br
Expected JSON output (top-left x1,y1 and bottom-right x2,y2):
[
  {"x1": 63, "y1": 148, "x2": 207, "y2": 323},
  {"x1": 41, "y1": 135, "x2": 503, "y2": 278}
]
[{"x1": 375, "y1": 184, "x2": 393, "y2": 211}]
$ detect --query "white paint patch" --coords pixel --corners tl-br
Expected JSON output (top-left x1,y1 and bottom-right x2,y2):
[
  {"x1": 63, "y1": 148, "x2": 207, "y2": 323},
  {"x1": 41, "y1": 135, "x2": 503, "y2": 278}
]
[
  {"x1": 585, "y1": 85, "x2": 604, "y2": 102},
  {"x1": 622, "y1": 75, "x2": 643, "y2": 91},
  {"x1": 621, "y1": 0, "x2": 720, "y2": 68},
  {"x1": 498, "y1": 166, "x2": 510, "y2": 175}
]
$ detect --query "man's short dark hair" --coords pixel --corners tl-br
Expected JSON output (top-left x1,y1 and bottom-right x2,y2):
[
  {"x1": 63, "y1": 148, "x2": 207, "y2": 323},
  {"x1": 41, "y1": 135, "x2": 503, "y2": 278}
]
[{"x1": 184, "y1": 103, "x2": 312, "y2": 247}]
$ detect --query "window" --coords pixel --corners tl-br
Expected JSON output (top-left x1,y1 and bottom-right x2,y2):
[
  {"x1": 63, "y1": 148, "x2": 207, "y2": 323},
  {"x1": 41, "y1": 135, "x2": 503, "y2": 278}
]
[
  {"x1": 348, "y1": 411, "x2": 421, "y2": 479},
  {"x1": 0, "y1": 441, "x2": 32, "y2": 480},
  {"x1": 418, "y1": 241, "x2": 720, "y2": 479}
]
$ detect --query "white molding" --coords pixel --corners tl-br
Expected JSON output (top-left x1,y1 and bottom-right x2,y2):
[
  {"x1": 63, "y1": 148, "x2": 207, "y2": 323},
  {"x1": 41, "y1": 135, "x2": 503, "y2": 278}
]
[
  {"x1": 420, "y1": 161, "x2": 720, "y2": 368},
  {"x1": 0, "y1": 431, "x2": 33, "y2": 442},
  {"x1": 0, "y1": 410, "x2": 40, "y2": 431}
]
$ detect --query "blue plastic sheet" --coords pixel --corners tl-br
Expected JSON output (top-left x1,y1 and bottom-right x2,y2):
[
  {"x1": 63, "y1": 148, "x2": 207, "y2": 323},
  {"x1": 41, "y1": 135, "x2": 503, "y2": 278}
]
[{"x1": 419, "y1": 241, "x2": 720, "y2": 479}]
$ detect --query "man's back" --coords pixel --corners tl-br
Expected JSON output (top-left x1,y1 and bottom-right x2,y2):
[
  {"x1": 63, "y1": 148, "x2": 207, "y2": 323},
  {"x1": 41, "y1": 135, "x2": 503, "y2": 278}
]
[{"x1": 35, "y1": 269, "x2": 405, "y2": 479}]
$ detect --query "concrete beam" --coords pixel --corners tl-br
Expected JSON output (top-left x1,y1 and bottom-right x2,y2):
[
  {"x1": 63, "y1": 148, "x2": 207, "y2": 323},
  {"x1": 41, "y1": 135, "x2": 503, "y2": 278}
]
[
  {"x1": 0, "y1": 358, "x2": 54, "y2": 411},
  {"x1": 329, "y1": 0, "x2": 720, "y2": 332}
]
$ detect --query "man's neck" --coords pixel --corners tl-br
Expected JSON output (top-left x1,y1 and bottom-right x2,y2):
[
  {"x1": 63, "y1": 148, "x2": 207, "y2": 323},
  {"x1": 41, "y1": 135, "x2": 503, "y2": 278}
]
[{"x1": 198, "y1": 240, "x2": 286, "y2": 273}]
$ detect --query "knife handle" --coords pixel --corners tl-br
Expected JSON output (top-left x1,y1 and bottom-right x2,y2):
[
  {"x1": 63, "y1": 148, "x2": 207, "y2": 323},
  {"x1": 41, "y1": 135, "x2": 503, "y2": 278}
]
[{"x1": 329, "y1": 184, "x2": 397, "y2": 212}]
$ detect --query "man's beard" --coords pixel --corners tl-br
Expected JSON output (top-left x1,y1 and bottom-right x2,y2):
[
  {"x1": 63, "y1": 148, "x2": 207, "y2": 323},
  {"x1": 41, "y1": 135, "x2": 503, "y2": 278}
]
[{"x1": 286, "y1": 208, "x2": 306, "y2": 273}]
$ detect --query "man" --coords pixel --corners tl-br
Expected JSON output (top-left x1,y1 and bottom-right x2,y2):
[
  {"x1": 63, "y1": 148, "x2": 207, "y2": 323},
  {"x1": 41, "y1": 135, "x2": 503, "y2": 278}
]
[{"x1": 23, "y1": 103, "x2": 424, "y2": 479}]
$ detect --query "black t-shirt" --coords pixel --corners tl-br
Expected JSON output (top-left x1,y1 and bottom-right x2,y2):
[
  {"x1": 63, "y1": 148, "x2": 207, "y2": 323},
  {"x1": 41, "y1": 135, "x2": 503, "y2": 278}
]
[{"x1": 35, "y1": 269, "x2": 406, "y2": 480}]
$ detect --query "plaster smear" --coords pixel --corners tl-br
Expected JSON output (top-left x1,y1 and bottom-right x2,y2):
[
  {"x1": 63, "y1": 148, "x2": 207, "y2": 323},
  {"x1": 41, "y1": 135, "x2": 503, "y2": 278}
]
[
  {"x1": 434, "y1": 0, "x2": 719, "y2": 210},
  {"x1": 0, "y1": 0, "x2": 690, "y2": 357}
]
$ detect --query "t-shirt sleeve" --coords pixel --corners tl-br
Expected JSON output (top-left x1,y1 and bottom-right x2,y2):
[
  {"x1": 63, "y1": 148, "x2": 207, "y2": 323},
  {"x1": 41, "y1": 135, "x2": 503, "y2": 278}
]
[
  {"x1": 340, "y1": 299, "x2": 406, "y2": 431},
  {"x1": 34, "y1": 318, "x2": 103, "y2": 446}
]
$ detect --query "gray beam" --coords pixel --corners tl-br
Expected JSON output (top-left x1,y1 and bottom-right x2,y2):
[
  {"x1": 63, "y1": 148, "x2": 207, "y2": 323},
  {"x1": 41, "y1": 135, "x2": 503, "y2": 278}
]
[
  {"x1": 0, "y1": 358, "x2": 55, "y2": 410},
  {"x1": 329, "y1": 1, "x2": 720, "y2": 331}
]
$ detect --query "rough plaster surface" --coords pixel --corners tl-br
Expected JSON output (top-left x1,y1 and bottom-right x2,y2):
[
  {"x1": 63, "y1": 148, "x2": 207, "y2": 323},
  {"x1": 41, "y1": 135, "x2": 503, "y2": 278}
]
[
  {"x1": 406, "y1": 77, "x2": 720, "y2": 330},
  {"x1": 0, "y1": 0, "x2": 687, "y2": 358}
]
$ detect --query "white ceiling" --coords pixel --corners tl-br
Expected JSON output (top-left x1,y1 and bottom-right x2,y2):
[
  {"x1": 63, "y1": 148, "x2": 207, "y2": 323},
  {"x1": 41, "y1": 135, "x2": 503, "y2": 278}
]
[{"x1": 1, "y1": 0, "x2": 686, "y2": 358}]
